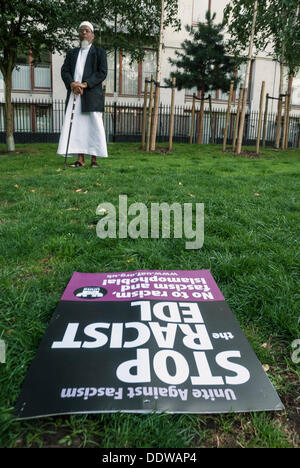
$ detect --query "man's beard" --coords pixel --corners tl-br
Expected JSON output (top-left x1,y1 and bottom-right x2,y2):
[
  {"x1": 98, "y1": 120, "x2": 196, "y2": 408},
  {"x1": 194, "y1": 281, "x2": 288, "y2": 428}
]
[{"x1": 81, "y1": 39, "x2": 89, "y2": 48}]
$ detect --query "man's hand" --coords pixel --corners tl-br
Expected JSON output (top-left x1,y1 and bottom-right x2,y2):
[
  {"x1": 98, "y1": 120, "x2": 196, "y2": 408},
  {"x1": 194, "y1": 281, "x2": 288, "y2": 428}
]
[
  {"x1": 70, "y1": 81, "x2": 81, "y2": 91},
  {"x1": 70, "y1": 81, "x2": 88, "y2": 96}
]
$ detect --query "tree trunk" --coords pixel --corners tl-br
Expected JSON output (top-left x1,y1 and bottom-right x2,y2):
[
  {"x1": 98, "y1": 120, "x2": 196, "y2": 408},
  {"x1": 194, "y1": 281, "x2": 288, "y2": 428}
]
[
  {"x1": 232, "y1": 86, "x2": 243, "y2": 151},
  {"x1": 141, "y1": 79, "x2": 149, "y2": 150},
  {"x1": 262, "y1": 92, "x2": 269, "y2": 148},
  {"x1": 255, "y1": 80, "x2": 265, "y2": 155},
  {"x1": 282, "y1": 92, "x2": 291, "y2": 150},
  {"x1": 3, "y1": 66, "x2": 15, "y2": 152},
  {"x1": 146, "y1": 75, "x2": 155, "y2": 152},
  {"x1": 222, "y1": 80, "x2": 234, "y2": 152},
  {"x1": 236, "y1": 0, "x2": 258, "y2": 155},
  {"x1": 189, "y1": 94, "x2": 196, "y2": 144},
  {"x1": 275, "y1": 56, "x2": 284, "y2": 149},
  {"x1": 196, "y1": 91, "x2": 205, "y2": 144},
  {"x1": 168, "y1": 77, "x2": 176, "y2": 151},
  {"x1": 150, "y1": 0, "x2": 164, "y2": 151},
  {"x1": 284, "y1": 75, "x2": 292, "y2": 149},
  {"x1": 208, "y1": 95, "x2": 214, "y2": 143}
]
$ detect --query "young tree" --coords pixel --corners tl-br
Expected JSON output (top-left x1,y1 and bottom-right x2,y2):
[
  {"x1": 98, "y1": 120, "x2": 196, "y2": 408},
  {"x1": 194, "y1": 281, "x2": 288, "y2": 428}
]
[
  {"x1": 150, "y1": 0, "x2": 165, "y2": 151},
  {"x1": 226, "y1": 0, "x2": 259, "y2": 155},
  {"x1": 166, "y1": 11, "x2": 239, "y2": 97},
  {"x1": 224, "y1": 0, "x2": 300, "y2": 77},
  {"x1": 223, "y1": 0, "x2": 300, "y2": 150},
  {"x1": 260, "y1": 0, "x2": 300, "y2": 148},
  {"x1": 0, "y1": 0, "x2": 180, "y2": 152}
]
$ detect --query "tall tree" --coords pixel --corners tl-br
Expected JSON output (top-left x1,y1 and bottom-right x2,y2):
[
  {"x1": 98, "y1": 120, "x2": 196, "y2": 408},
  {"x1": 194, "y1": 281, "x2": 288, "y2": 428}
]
[
  {"x1": 97, "y1": 0, "x2": 180, "y2": 62},
  {"x1": 0, "y1": 0, "x2": 180, "y2": 152},
  {"x1": 0, "y1": 0, "x2": 80, "y2": 152},
  {"x1": 166, "y1": 11, "x2": 239, "y2": 97}
]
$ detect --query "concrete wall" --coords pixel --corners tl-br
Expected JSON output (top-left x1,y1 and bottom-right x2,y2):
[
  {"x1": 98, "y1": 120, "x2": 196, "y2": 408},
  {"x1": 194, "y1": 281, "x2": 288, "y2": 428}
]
[{"x1": 52, "y1": 52, "x2": 67, "y2": 102}]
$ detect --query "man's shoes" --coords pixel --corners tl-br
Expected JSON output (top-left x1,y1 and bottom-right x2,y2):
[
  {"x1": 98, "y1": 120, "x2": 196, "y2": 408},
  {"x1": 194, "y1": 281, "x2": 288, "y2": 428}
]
[
  {"x1": 69, "y1": 159, "x2": 98, "y2": 168},
  {"x1": 69, "y1": 160, "x2": 85, "y2": 168}
]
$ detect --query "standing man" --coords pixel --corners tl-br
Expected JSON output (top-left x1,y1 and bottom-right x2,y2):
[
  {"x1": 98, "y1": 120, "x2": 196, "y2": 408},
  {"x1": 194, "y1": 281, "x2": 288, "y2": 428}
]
[{"x1": 57, "y1": 21, "x2": 108, "y2": 168}]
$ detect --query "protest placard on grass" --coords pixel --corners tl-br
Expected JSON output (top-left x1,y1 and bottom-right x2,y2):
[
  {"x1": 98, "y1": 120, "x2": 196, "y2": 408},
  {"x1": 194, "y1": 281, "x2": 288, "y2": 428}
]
[{"x1": 14, "y1": 270, "x2": 284, "y2": 419}]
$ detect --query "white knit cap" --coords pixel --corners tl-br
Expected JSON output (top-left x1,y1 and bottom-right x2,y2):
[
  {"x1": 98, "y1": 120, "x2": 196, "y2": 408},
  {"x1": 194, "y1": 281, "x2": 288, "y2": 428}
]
[{"x1": 79, "y1": 21, "x2": 94, "y2": 32}]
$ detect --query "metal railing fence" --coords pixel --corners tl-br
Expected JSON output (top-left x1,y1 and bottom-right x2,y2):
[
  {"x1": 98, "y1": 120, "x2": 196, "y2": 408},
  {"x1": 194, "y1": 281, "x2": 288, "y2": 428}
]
[{"x1": 0, "y1": 98, "x2": 299, "y2": 147}]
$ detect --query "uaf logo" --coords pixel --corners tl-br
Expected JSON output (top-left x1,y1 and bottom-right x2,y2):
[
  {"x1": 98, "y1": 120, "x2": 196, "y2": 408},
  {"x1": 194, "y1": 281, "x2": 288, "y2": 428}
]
[{"x1": 73, "y1": 287, "x2": 107, "y2": 299}]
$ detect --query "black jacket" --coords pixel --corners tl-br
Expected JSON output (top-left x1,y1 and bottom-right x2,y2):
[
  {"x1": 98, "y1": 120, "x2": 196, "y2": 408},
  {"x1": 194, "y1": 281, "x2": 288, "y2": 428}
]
[{"x1": 61, "y1": 45, "x2": 107, "y2": 112}]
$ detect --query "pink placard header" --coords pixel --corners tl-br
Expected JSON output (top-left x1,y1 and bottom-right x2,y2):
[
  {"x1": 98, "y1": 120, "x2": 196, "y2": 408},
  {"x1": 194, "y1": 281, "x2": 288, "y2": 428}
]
[{"x1": 61, "y1": 269, "x2": 225, "y2": 302}]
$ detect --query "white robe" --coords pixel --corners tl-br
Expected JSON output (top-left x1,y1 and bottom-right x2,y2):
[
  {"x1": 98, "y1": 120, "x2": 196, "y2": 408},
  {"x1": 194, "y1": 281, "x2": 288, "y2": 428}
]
[{"x1": 57, "y1": 44, "x2": 108, "y2": 159}]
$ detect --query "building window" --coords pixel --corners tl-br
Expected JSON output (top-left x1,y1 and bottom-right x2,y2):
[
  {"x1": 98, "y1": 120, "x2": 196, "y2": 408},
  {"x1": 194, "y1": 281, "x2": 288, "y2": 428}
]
[
  {"x1": 141, "y1": 50, "x2": 157, "y2": 92},
  {"x1": 0, "y1": 70, "x2": 4, "y2": 90},
  {"x1": 12, "y1": 50, "x2": 51, "y2": 91},
  {"x1": 121, "y1": 54, "x2": 139, "y2": 95},
  {"x1": 0, "y1": 104, "x2": 4, "y2": 131},
  {"x1": 33, "y1": 49, "x2": 51, "y2": 88},
  {"x1": 104, "y1": 49, "x2": 156, "y2": 96},
  {"x1": 12, "y1": 54, "x2": 31, "y2": 90},
  {"x1": 105, "y1": 52, "x2": 120, "y2": 94},
  {"x1": 291, "y1": 74, "x2": 300, "y2": 106}
]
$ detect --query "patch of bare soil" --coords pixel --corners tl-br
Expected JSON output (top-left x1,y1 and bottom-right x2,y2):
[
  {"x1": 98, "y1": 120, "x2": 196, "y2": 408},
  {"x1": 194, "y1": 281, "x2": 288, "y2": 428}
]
[{"x1": 225, "y1": 148, "x2": 260, "y2": 158}]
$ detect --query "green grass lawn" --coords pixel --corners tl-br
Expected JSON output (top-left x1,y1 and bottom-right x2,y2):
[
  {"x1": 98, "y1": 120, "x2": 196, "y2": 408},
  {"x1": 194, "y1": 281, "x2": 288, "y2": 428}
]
[{"x1": 0, "y1": 142, "x2": 299, "y2": 448}]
